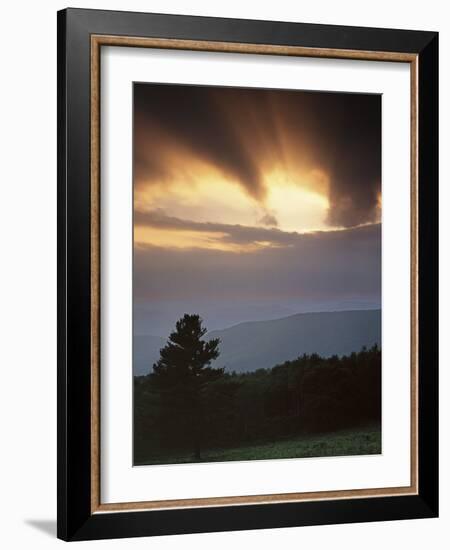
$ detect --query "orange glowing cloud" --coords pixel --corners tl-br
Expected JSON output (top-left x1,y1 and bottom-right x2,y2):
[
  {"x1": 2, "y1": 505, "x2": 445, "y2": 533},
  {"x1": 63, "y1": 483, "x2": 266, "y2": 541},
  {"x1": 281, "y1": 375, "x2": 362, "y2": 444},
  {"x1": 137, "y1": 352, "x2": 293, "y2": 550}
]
[{"x1": 133, "y1": 83, "x2": 381, "y2": 251}]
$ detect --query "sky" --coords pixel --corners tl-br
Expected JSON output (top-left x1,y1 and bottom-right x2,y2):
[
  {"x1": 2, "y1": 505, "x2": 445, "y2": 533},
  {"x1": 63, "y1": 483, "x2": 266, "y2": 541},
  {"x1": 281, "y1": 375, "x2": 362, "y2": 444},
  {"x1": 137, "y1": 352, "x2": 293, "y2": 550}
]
[{"x1": 133, "y1": 83, "x2": 381, "y2": 337}]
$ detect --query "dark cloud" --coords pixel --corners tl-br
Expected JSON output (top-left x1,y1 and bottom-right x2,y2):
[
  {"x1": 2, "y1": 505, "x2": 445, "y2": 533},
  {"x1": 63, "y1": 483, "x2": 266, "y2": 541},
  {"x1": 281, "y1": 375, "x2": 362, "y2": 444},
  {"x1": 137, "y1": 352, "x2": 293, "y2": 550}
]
[
  {"x1": 259, "y1": 212, "x2": 278, "y2": 227},
  {"x1": 134, "y1": 209, "x2": 296, "y2": 246},
  {"x1": 135, "y1": 209, "x2": 382, "y2": 252},
  {"x1": 134, "y1": 84, "x2": 265, "y2": 200},
  {"x1": 134, "y1": 84, "x2": 381, "y2": 227}
]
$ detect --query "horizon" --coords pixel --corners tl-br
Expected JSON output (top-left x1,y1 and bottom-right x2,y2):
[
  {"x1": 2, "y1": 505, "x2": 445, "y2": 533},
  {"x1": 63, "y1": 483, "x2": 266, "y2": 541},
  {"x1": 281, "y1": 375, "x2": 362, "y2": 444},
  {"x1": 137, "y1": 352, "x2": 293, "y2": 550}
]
[{"x1": 134, "y1": 305, "x2": 382, "y2": 338}]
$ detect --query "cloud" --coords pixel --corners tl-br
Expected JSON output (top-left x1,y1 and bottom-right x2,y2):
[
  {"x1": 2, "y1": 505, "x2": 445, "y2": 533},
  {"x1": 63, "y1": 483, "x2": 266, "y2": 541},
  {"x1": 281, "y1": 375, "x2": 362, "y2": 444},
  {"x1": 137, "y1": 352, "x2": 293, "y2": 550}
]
[
  {"x1": 134, "y1": 85, "x2": 265, "y2": 200},
  {"x1": 135, "y1": 209, "x2": 381, "y2": 252},
  {"x1": 134, "y1": 223, "x2": 381, "y2": 305},
  {"x1": 259, "y1": 212, "x2": 278, "y2": 227},
  {"x1": 134, "y1": 84, "x2": 381, "y2": 227},
  {"x1": 134, "y1": 209, "x2": 296, "y2": 248}
]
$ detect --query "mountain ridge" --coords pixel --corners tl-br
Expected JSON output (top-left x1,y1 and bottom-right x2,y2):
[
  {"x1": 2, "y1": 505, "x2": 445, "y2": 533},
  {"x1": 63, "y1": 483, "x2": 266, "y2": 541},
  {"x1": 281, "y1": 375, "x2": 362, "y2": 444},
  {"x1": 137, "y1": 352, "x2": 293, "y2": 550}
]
[
  {"x1": 134, "y1": 308, "x2": 381, "y2": 376},
  {"x1": 208, "y1": 308, "x2": 380, "y2": 332}
]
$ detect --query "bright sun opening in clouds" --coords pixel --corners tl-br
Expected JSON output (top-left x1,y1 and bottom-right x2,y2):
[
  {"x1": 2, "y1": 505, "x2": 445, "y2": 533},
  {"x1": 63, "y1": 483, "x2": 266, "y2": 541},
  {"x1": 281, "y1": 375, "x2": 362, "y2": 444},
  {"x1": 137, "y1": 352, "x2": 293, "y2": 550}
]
[
  {"x1": 264, "y1": 170, "x2": 331, "y2": 233},
  {"x1": 134, "y1": 168, "x2": 332, "y2": 250}
]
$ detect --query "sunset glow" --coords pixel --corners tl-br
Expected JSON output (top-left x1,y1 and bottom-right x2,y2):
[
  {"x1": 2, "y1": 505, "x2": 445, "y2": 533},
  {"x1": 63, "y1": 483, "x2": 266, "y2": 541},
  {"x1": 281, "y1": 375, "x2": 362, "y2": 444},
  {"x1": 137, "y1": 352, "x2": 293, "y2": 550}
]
[
  {"x1": 134, "y1": 84, "x2": 381, "y2": 255},
  {"x1": 134, "y1": 165, "x2": 334, "y2": 250}
]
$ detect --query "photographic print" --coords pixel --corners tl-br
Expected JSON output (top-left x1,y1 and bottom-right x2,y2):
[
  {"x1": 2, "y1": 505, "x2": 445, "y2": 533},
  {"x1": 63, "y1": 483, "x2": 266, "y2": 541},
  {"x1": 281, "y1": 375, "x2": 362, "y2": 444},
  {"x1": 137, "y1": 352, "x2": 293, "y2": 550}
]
[
  {"x1": 58, "y1": 11, "x2": 438, "y2": 539},
  {"x1": 133, "y1": 83, "x2": 382, "y2": 466}
]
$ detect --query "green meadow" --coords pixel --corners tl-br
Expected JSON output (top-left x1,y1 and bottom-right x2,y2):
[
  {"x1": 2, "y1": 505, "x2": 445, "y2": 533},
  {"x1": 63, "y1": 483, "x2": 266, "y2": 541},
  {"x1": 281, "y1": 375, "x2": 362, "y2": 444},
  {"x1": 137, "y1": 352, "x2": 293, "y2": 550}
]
[{"x1": 135, "y1": 426, "x2": 381, "y2": 466}]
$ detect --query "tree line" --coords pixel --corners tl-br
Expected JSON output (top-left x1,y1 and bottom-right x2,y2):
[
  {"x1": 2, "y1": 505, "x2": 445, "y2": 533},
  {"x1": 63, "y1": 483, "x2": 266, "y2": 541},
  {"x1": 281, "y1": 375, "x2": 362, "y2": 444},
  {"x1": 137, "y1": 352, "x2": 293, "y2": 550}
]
[{"x1": 134, "y1": 314, "x2": 381, "y2": 463}]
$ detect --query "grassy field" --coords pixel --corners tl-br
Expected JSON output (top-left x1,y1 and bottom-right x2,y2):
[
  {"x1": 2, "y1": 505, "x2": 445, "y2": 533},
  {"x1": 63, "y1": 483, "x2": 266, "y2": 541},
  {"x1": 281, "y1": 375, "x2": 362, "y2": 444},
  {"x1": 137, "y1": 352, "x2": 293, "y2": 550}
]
[{"x1": 136, "y1": 426, "x2": 381, "y2": 466}]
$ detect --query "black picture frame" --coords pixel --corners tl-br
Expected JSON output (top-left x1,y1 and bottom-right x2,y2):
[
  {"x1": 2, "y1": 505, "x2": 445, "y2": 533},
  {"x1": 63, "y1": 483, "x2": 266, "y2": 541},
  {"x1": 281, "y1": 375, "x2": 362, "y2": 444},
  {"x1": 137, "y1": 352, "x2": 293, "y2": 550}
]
[{"x1": 57, "y1": 7, "x2": 438, "y2": 541}]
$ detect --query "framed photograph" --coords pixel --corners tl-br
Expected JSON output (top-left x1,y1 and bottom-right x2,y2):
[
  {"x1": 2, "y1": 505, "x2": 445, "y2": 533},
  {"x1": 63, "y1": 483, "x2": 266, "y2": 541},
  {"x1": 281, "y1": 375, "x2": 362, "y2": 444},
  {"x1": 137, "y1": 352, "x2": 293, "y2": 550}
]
[{"x1": 57, "y1": 8, "x2": 438, "y2": 541}]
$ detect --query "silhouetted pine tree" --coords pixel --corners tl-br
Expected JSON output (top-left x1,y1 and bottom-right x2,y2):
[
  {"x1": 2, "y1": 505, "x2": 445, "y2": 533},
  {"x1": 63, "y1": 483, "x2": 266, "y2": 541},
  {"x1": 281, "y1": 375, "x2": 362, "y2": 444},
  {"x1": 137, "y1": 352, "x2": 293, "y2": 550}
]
[{"x1": 151, "y1": 314, "x2": 222, "y2": 459}]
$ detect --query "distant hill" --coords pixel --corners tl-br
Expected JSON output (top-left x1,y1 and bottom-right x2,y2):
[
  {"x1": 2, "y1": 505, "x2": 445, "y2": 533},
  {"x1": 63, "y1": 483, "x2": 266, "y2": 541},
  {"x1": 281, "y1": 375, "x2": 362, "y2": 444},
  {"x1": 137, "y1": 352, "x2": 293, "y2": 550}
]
[
  {"x1": 207, "y1": 309, "x2": 381, "y2": 373},
  {"x1": 134, "y1": 309, "x2": 381, "y2": 376}
]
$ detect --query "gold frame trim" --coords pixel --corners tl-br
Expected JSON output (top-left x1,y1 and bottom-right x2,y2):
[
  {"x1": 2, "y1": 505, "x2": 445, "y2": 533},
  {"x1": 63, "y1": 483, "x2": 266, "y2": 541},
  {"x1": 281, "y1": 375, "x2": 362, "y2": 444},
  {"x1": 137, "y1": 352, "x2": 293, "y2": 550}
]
[{"x1": 90, "y1": 35, "x2": 419, "y2": 514}]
